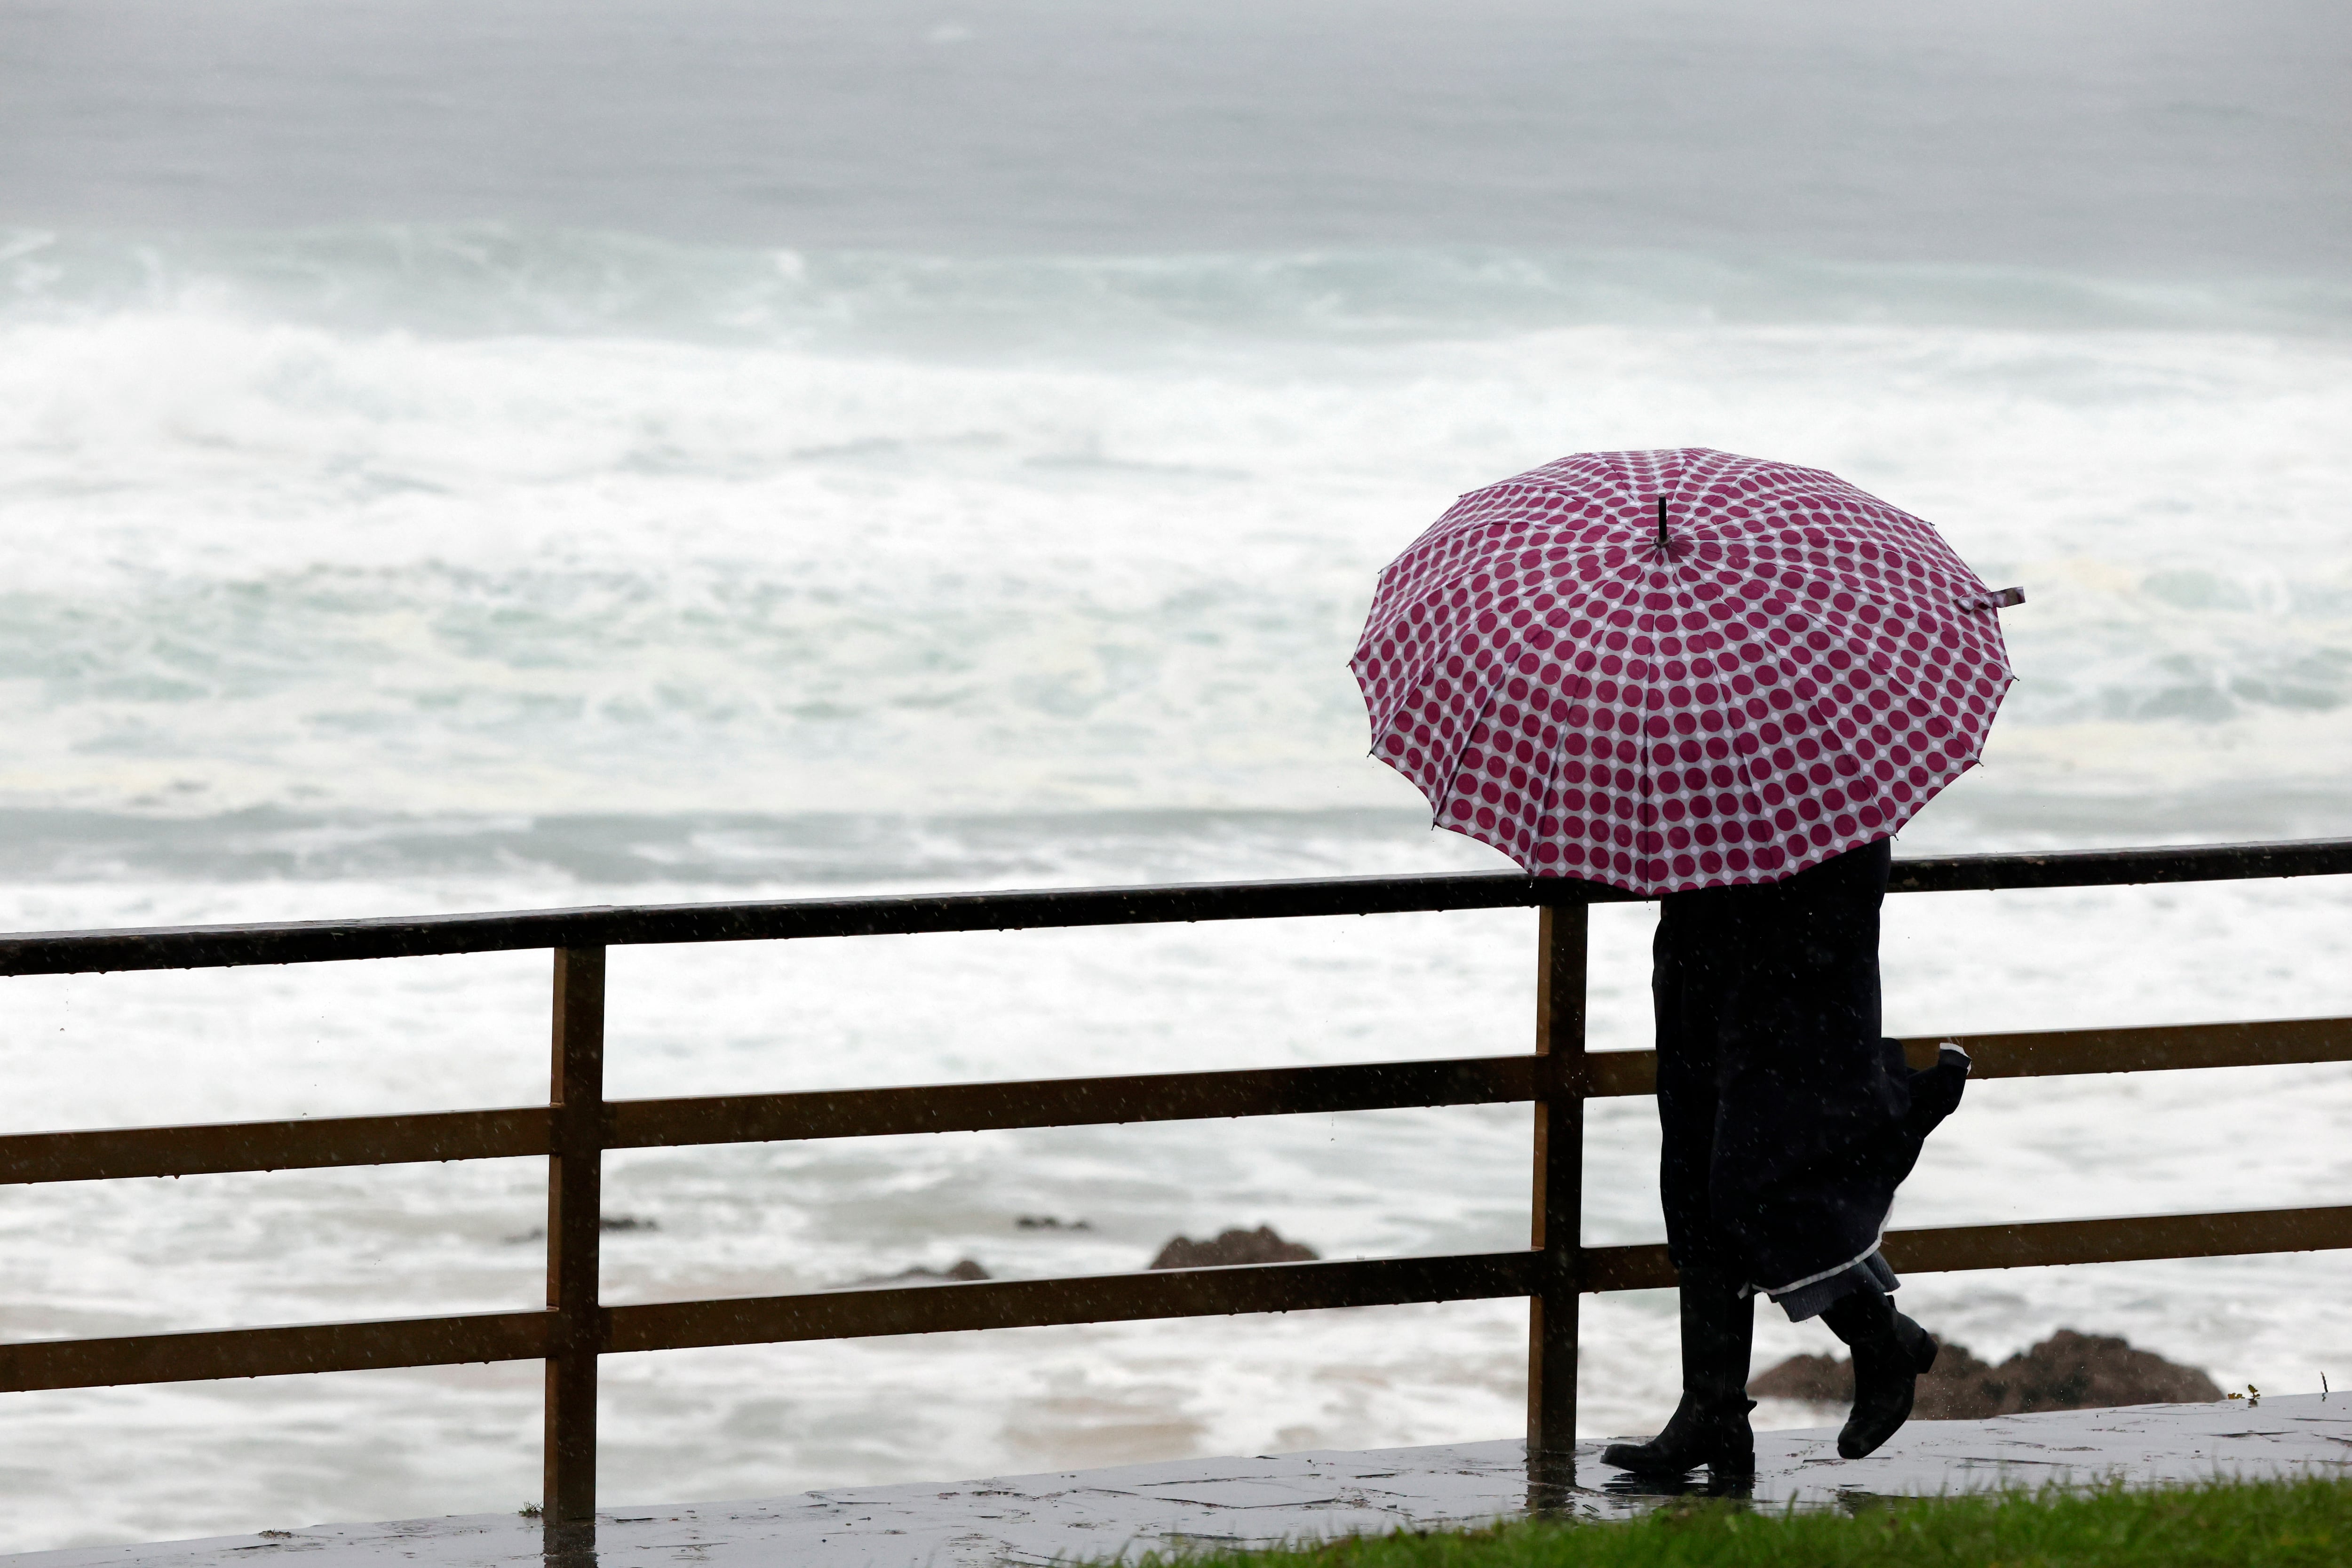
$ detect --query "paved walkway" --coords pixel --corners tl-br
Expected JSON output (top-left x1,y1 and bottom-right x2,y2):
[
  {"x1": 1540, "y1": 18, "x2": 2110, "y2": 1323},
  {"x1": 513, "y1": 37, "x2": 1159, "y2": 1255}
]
[{"x1": 18, "y1": 1396, "x2": 2352, "y2": 1568}]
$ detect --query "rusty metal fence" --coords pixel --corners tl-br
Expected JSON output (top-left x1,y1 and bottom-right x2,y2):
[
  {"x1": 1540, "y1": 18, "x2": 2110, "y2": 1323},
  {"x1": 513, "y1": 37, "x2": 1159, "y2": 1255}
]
[{"x1": 2, "y1": 838, "x2": 2349, "y2": 1524}]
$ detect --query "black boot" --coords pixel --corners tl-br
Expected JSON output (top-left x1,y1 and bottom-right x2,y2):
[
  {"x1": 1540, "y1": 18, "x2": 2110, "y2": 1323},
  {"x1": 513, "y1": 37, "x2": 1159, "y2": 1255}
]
[
  {"x1": 1600, "y1": 1266, "x2": 1756, "y2": 1479},
  {"x1": 1821, "y1": 1286, "x2": 1938, "y2": 1459}
]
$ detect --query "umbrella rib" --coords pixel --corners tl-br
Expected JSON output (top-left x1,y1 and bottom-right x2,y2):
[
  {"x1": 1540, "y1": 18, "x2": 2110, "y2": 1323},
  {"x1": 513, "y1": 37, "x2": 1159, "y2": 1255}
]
[
  {"x1": 1629, "y1": 462, "x2": 1708, "y2": 885},
  {"x1": 1756, "y1": 613, "x2": 1925, "y2": 868},
  {"x1": 1762, "y1": 640, "x2": 1859, "y2": 863},
  {"x1": 1430, "y1": 656, "x2": 1518, "y2": 834},
  {"x1": 1528, "y1": 670, "x2": 1579, "y2": 868},
  {"x1": 1476, "y1": 618, "x2": 1605, "y2": 862},
  {"x1": 1822, "y1": 610, "x2": 2002, "y2": 836},
  {"x1": 1356, "y1": 584, "x2": 1465, "y2": 738}
]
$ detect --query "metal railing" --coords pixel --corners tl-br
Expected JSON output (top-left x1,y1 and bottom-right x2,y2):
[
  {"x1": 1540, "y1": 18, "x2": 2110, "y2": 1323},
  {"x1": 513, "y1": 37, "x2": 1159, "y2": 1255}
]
[{"x1": 2, "y1": 837, "x2": 2349, "y2": 1526}]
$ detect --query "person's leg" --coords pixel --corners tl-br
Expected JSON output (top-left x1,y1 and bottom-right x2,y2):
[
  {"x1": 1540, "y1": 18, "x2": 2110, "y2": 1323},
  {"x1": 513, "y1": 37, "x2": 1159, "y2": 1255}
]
[
  {"x1": 1651, "y1": 890, "x2": 1747, "y2": 1280},
  {"x1": 1704, "y1": 840, "x2": 1943, "y2": 1458},
  {"x1": 1820, "y1": 1273, "x2": 1939, "y2": 1459},
  {"x1": 1598, "y1": 1260, "x2": 1756, "y2": 1479},
  {"x1": 1761, "y1": 1040, "x2": 1968, "y2": 1324},
  {"x1": 1601, "y1": 898, "x2": 1756, "y2": 1479}
]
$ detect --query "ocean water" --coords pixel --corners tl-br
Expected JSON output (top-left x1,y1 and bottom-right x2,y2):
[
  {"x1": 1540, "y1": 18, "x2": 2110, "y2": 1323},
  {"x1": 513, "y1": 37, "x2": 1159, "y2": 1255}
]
[{"x1": 2, "y1": 0, "x2": 2350, "y2": 1552}]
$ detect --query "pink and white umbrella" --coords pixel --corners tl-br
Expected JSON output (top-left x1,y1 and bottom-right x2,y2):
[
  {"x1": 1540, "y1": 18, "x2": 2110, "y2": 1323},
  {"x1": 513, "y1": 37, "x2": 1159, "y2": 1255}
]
[{"x1": 1352, "y1": 448, "x2": 2018, "y2": 894}]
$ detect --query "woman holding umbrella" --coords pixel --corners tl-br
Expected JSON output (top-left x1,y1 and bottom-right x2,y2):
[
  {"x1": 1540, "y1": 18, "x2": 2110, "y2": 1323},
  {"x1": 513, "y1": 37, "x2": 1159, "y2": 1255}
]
[{"x1": 1352, "y1": 448, "x2": 2019, "y2": 1479}]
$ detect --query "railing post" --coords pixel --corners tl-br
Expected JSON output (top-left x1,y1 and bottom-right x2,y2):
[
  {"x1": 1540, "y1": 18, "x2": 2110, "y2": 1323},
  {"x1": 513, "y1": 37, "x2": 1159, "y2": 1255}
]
[
  {"x1": 1527, "y1": 902, "x2": 1587, "y2": 1460},
  {"x1": 545, "y1": 946, "x2": 606, "y2": 1527}
]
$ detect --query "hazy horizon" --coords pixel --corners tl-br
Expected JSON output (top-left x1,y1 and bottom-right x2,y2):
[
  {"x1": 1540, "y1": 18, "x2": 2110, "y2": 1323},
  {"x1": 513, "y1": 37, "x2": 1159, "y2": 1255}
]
[{"x1": 4, "y1": 0, "x2": 2345, "y2": 274}]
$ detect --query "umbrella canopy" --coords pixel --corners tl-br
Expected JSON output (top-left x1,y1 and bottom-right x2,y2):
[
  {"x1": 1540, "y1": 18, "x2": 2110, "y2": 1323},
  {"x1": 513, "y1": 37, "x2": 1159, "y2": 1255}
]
[{"x1": 1352, "y1": 448, "x2": 2016, "y2": 894}]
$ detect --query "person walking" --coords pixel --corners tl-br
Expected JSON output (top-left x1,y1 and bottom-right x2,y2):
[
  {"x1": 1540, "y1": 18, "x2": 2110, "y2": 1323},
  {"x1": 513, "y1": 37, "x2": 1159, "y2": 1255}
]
[
  {"x1": 1350, "y1": 447, "x2": 2021, "y2": 1480},
  {"x1": 1601, "y1": 836, "x2": 1970, "y2": 1478}
]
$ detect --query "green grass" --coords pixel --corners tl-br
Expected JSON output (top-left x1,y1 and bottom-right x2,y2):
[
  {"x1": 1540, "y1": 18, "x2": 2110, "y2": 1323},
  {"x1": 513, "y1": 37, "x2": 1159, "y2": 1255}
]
[{"x1": 1121, "y1": 1477, "x2": 2352, "y2": 1568}]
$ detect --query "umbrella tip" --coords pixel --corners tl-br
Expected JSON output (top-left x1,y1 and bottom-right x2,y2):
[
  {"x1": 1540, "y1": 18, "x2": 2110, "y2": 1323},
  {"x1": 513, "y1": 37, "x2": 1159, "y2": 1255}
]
[{"x1": 1655, "y1": 495, "x2": 1670, "y2": 555}]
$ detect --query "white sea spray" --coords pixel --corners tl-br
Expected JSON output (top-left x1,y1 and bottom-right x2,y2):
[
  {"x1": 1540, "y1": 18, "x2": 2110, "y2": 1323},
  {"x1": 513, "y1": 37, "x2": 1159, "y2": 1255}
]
[{"x1": 1, "y1": 236, "x2": 2345, "y2": 827}]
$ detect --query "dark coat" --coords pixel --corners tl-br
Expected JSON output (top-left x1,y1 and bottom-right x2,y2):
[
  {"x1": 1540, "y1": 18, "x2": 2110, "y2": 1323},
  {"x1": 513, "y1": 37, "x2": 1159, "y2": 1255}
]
[{"x1": 1652, "y1": 837, "x2": 1965, "y2": 1307}]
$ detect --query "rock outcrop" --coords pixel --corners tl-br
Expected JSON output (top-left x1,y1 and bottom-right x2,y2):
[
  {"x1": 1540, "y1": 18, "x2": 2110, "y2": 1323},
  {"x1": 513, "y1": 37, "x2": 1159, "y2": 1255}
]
[
  {"x1": 1149, "y1": 1226, "x2": 1318, "y2": 1269},
  {"x1": 847, "y1": 1258, "x2": 991, "y2": 1287},
  {"x1": 1749, "y1": 1328, "x2": 2223, "y2": 1417}
]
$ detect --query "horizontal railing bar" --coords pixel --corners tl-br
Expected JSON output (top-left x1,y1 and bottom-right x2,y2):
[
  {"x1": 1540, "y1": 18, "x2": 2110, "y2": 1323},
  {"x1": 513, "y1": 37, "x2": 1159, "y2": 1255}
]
[
  {"x1": 1, "y1": 839, "x2": 2344, "y2": 976},
  {"x1": 1583, "y1": 1017, "x2": 2352, "y2": 1099},
  {"x1": 15, "y1": 1203, "x2": 2351, "y2": 1389},
  {"x1": 9, "y1": 1019, "x2": 2344, "y2": 1182},
  {"x1": 1916, "y1": 1017, "x2": 2352, "y2": 1083},
  {"x1": 604, "y1": 1253, "x2": 1543, "y2": 1353},
  {"x1": 617, "y1": 1017, "x2": 2351, "y2": 1146},
  {"x1": 1581, "y1": 1204, "x2": 2352, "y2": 1292},
  {"x1": 1884, "y1": 1204, "x2": 2352, "y2": 1274},
  {"x1": 606, "y1": 1056, "x2": 1543, "y2": 1150},
  {"x1": 0, "y1": 1310, "x2": 552, "y2": 1394},
  {"x1": 0, "y1": 876, "x2": 1575, "y2": 977},
  {"x1": 1577, "y1": 1242, "x2": 1679, "y2": 1293},
  {"x1": 617, "y1": 1199, "x2": 2352, "y2": 1347},
  {"x1": 1883, "y1": 839, "x2": 2352, "y2": 895},
  {"x1": 0, "y1": 1107, "x2": 555, "y2": 1186}
]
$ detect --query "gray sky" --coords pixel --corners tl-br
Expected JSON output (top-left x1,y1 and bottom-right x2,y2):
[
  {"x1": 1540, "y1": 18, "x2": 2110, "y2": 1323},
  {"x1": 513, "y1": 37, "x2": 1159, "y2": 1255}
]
[{"x1": 3, "y1": 0, "x2": 2345, "y2": 270}]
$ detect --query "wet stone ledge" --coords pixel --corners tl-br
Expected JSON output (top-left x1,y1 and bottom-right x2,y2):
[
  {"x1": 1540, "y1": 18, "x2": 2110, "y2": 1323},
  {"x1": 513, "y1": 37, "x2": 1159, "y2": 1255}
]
[{"x1": 9, "y1": 1396, "x2": 2350, "y2": 1568}]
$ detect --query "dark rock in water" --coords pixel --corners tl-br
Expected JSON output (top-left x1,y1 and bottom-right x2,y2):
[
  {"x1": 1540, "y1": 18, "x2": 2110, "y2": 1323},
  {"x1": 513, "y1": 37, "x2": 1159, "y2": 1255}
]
[
  {"x1": 1149, "y1": 1226, "x2": 1318, "y2": 1270},
  {"x1": 845, "y1": 1258, "x2": 991, "y2": 1288},
  {"x1": 1750, "y1": 1328, "x2": 2223, "y2": 1417},
  {"x1": 1968, "y1": 1329, "x2": 2226, "y2": 1414},
  {"x1": 1016, "y1": 1215, "x2": 1093, "y2": 1231},
  {"x1": 1749, "y1": 1350, "x2": 1856, "y2": 1405}
]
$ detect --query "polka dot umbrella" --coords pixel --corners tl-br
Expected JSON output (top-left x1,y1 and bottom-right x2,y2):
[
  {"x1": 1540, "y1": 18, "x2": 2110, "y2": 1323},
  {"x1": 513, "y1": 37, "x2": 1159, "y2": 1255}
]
[{"x1": 1352, "y1": 448, "x2": 2020, "y2": 894}]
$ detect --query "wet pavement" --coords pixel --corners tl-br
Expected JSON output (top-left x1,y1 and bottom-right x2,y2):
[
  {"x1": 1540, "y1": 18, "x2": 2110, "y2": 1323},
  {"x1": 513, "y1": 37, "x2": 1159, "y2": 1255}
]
[{"x1": 16, "y1": 1396, "x2": 2351, "y2": 1568}]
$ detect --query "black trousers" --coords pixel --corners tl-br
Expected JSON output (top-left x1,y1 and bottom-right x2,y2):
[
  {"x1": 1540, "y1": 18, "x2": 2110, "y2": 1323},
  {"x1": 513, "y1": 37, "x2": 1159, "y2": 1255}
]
[{"x1": 1653, "y1": 838, "x2": 1965, "y2": 1319}]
